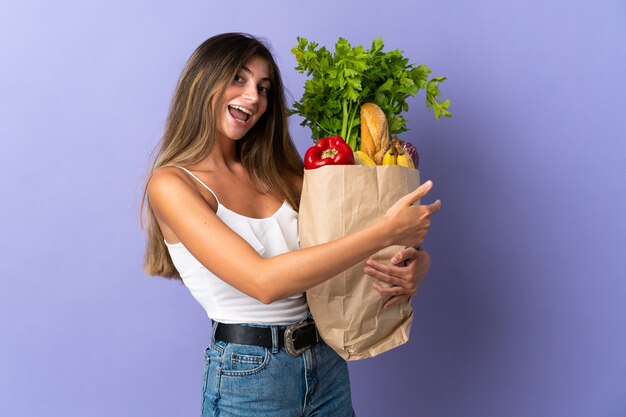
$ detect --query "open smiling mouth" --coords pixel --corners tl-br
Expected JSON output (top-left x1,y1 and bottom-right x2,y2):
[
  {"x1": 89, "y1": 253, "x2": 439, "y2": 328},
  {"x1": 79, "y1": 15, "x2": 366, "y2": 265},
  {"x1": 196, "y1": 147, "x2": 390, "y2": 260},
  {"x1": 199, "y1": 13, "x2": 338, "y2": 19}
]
[{"x1": 228, "y1": 105, "x2": 252, "y2": 123}]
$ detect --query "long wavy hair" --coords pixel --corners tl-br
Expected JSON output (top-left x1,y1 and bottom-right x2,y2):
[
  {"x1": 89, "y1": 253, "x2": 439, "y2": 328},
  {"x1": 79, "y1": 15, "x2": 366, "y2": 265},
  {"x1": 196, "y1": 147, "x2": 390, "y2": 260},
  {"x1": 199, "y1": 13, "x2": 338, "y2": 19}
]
[{"x1": 141, "y1": 33, "x2": 303, "y2": 279}]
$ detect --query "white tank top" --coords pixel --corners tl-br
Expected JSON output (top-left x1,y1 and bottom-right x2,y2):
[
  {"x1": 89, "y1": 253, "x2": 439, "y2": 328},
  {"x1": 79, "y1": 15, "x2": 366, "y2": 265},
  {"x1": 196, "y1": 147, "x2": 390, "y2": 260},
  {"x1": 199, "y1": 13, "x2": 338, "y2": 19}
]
[{"x1": 164, "y1": 166, "x2": 309, "y2": 325}]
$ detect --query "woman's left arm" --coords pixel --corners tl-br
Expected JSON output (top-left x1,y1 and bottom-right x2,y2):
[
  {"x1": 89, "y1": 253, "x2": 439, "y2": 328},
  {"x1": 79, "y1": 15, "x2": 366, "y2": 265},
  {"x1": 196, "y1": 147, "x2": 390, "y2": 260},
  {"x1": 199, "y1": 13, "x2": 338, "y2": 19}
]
[{"x1": 364, "y1": 246, "x2": 431, "y2": 309}]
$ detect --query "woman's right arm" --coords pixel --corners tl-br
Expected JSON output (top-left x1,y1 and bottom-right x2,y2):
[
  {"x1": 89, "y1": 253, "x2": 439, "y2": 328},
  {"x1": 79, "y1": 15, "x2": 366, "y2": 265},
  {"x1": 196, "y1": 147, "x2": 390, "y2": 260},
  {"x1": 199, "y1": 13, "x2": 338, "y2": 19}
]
[{"x1": 148, "y1": 169, "x2": 440, "y2": 304}]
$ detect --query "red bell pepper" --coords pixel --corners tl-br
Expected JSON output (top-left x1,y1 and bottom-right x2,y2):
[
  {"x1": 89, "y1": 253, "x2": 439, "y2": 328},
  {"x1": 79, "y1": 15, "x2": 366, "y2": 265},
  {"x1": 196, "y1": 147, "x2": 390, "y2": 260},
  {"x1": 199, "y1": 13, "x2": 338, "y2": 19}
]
[{"x1": 304, "y1": 136, "x2": 355, "y2": 170}]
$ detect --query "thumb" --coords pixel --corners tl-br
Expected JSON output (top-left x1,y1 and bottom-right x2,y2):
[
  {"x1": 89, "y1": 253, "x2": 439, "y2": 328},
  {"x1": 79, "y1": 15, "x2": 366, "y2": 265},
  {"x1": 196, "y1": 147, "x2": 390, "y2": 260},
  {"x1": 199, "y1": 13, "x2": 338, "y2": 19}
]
[
  {"x1": 426, "y1": 199, "x2": 442, "y2": 215},
  {"x1": 391, "y1": 251, "x2": 405, "y2": 265}
]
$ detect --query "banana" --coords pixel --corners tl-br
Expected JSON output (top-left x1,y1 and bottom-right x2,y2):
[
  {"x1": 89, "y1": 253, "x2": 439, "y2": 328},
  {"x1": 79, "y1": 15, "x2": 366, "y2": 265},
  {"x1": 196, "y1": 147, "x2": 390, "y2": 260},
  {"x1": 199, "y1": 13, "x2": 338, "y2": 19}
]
[
  {"x1": 354, "y1": 151, "x2": 377, "y2": 166},
  {"x1": 382, "y1": 146, "x2": 397, "y2": 165},
  {"x1": 396, "y1": 149, "x2": 415, "y2": 168},
  {"x1": 359, "y1": 137, "x2": 415, "y2": 168}
]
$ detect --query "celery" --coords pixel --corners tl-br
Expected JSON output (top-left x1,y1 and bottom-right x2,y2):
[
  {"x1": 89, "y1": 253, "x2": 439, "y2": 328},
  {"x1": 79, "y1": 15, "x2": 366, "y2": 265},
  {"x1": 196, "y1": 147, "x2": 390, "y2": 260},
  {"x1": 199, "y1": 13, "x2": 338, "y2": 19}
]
[{"x1": 290, "y1": 37, "x2": 452, "y2": 151}]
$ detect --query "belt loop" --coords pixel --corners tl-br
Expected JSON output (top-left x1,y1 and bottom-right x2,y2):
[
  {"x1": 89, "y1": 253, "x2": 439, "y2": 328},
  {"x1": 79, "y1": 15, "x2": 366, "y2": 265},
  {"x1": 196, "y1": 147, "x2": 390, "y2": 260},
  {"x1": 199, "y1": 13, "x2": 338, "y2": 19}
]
[
  {"x1": 271, "y1": 326, "x2": 279, "y2": 353},
  {"x1": 211, "y1": 320, "x2": 218, "y2": 344}
]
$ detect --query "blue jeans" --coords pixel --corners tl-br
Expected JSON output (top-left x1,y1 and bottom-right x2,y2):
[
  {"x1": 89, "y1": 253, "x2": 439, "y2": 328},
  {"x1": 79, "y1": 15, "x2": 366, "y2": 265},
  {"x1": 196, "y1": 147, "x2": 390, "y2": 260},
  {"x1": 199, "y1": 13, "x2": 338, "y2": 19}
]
[{"x1": 201, "y1": 322, "x2": 355, "y2": 417}]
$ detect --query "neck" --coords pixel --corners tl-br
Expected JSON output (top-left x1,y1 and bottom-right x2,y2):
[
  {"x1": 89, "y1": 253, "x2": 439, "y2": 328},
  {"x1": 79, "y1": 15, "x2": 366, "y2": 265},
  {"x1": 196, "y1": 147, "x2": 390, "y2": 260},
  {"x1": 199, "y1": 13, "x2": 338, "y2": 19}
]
[{"x1": 191, "y1": 133, "x2": 241, "y2": 172}]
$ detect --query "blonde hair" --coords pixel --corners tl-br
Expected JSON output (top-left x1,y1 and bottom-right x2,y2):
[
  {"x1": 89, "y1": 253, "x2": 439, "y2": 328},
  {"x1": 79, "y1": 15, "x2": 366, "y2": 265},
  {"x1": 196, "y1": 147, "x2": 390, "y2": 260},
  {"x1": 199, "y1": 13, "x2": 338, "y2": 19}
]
[{"x1": 140, "y1": 33, "x2": 303, "y2": 279}]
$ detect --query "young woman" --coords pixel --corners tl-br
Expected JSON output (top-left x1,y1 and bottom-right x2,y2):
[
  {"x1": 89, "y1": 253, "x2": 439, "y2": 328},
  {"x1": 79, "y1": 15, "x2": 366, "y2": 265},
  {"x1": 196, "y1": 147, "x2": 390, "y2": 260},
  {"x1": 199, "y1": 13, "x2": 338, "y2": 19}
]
[{"x1": 142, "y1": 33, "x2": 440, "y2": 417}]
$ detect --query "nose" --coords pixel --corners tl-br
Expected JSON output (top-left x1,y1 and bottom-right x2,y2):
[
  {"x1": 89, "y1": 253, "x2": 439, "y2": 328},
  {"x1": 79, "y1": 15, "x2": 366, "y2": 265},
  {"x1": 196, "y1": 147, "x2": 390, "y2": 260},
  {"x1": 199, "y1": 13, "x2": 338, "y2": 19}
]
[{"x1": 243, "y1": 85, "x2": 258, "y2": 104}]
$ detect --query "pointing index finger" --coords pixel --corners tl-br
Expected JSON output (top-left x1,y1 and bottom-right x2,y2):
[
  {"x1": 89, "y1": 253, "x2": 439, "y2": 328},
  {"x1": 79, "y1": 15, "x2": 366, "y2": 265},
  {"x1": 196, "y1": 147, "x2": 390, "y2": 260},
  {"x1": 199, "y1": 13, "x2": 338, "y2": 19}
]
[{"x1": 404, "y1": 180, "x2": 433, "y2": 206}]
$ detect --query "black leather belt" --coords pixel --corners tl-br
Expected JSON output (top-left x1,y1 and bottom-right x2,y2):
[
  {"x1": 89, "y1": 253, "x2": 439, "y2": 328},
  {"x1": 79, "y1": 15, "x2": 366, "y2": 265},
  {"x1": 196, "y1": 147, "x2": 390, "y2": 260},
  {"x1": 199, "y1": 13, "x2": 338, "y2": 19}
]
[{"x1": 214, "y1": 320, "x2": 319, "y2": 356}]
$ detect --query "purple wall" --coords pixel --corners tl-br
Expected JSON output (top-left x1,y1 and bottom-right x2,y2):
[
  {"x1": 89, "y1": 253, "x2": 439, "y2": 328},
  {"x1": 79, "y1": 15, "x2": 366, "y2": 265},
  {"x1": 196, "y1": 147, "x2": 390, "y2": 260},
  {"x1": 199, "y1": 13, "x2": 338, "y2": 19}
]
[{"x1": 1, "y1": 1, "x2": 625, "y2": 416}]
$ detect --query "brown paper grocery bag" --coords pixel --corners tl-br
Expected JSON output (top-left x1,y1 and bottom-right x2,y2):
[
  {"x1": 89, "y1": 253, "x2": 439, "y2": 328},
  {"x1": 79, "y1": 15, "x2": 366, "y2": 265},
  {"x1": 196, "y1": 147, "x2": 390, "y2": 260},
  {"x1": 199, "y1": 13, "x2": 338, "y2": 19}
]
[{"x1": 298, "y1": 164, "x2": 421, "y2": 360}]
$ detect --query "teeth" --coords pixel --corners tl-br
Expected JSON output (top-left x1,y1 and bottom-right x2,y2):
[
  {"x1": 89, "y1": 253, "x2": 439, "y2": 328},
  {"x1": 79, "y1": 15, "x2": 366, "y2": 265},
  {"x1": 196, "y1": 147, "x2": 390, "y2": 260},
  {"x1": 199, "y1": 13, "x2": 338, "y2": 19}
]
[{"x1": 229, "y1": 105, "x2": 252, "y2": 115}]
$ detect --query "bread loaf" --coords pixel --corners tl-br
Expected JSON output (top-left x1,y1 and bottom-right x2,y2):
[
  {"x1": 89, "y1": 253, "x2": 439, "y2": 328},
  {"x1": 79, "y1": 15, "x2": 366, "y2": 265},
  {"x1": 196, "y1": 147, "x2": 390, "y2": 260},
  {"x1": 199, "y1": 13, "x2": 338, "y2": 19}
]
[{"x1": 360, "y1": 103, "x2": 389, "y2": 165}]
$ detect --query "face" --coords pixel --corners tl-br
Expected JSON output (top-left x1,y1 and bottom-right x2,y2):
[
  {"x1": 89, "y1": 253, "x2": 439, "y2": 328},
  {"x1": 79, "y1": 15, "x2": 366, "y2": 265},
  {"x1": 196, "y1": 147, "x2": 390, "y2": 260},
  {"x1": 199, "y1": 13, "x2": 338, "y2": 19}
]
[{"x1": 216, "y1": 55, "x2": 271, "y2": 142}]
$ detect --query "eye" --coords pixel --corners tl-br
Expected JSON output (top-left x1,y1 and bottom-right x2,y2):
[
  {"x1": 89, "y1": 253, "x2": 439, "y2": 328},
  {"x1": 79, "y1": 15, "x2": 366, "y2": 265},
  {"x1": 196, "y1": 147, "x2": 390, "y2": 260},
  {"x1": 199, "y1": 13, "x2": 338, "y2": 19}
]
[
  {"x1": 258, "y1": 85, "x2": 270, "y2": 96},
  {"x1": 234, "y1": 74, "x2": 245, "y2": 83}
]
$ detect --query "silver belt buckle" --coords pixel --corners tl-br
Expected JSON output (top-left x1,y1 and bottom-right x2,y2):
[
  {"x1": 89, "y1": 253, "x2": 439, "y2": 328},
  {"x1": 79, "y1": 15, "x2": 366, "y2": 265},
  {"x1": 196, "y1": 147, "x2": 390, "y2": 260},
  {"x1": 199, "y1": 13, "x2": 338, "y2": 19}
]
[{"x1": 284, "y1": 320, "x2": 316, "y2": 356}]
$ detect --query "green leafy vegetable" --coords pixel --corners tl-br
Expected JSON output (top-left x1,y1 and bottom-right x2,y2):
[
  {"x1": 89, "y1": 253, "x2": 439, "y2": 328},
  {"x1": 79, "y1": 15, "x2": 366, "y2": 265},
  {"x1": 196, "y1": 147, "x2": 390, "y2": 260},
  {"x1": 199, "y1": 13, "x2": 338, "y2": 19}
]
[{"x1": 290, "y1": 37, "x2": 452, "y2": 150}]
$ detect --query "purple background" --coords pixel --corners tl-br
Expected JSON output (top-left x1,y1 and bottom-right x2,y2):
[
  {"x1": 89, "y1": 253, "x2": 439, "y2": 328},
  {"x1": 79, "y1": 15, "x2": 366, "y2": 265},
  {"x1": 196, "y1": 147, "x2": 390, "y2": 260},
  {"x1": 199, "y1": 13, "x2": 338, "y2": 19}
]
[{"x1": 1, "y1": 1, "x2": 625, "y2": 416}]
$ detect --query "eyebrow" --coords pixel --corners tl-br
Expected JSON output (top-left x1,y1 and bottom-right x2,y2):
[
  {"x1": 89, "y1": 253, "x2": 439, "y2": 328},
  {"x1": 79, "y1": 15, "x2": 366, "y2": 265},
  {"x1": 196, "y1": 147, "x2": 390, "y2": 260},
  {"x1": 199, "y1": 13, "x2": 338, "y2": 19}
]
[{"x1": 241, "y1": 65, "x2": 271, "y2": 83}]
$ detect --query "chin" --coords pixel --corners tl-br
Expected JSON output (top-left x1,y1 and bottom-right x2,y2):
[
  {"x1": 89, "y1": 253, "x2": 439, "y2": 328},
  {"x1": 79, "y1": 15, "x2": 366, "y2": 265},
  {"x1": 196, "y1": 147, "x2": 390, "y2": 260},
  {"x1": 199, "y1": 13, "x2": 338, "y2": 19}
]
[{"x1": 218, "y1": 127, "x2": 250, "y2": 142}]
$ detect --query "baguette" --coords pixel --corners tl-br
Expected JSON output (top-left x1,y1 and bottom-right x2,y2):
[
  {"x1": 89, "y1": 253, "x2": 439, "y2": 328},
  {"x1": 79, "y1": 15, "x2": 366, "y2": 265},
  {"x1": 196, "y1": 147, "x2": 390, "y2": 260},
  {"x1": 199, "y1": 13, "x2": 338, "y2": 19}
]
[{"x1": 360, "y1": 102, "x2": 390, "y2": 165}]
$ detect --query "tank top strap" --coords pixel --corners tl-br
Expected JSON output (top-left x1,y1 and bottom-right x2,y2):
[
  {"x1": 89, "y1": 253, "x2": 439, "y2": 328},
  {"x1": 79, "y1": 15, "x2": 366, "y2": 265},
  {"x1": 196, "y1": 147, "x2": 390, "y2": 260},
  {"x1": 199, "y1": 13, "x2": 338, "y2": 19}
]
[{"x1": 175, "y1": 166, "x2": 221, "y2": 205}]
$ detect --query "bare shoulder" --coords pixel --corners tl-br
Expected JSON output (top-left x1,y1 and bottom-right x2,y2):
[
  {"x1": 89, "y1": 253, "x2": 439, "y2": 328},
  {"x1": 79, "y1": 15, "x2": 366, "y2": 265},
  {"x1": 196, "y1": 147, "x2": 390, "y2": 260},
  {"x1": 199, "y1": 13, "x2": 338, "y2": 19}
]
[
  {"x1": 147, "y1": 166, "x2": 190, "y2": 201},
  {"x1": 147, "y1": 166, "x2": 216, "y2": 214}
]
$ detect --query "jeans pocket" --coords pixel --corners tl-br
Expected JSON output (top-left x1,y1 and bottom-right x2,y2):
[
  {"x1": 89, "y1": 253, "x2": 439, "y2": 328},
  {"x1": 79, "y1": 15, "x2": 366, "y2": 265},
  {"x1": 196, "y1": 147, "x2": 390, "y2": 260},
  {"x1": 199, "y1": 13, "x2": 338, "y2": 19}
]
[{"x1": 220, "y1": 343, "x2": 270, "y2": 377}]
